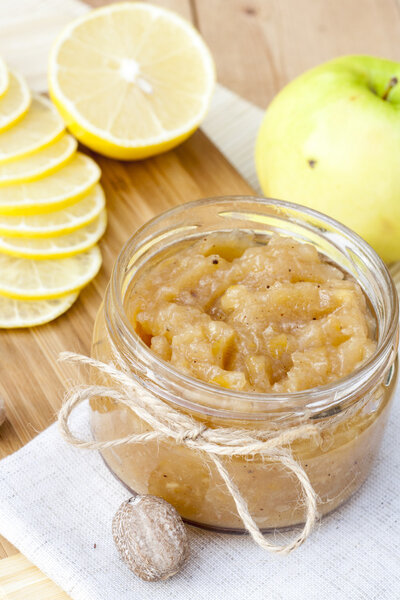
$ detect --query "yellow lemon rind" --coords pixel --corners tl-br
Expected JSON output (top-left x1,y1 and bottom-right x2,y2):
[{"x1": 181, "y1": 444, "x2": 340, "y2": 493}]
[
  {"x1": 48, "y1": 2, "x2": 215, "y2": 160},
  {"x1": 0, "y1": 135, "x2": 77, "y2": 186},
  {"x1": 0, "y1": 210, "x2": 107, "y2": 259},
  {"x1": 49, "y1": 97, "x2": 205, "y2": 160},
  {"x1": 0, "y1": 184, "x2": 105, "y2": 238},
  {"x1": 0, "y1": 152, "x2": 101, "y2": 216},
  {"x1": 0, "y1": 95, "x2": 65, "y2": 165},
  {"x1": 0, "y1": 292, "x2": 79, "y2": 328},
  {"x1": 0, "y1": 182, "x2": 98, "y2": 216},
  {"x1": 0, "y1": 245, "x2": 102, "y2": 300},
  {"x1": 0, "y1": 71, "x2": 32, "y2": 133}
]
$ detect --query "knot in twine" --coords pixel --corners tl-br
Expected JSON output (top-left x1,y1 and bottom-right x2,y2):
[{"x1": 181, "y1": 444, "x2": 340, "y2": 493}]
[{"x1": 58, "y1": 351, "x2": 321, "y2": 555}]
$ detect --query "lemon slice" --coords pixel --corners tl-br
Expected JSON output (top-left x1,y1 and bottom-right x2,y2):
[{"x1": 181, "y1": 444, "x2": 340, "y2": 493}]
[
  {"x1": 0, "y1": 244, "x2": 102, "y2": 299},
  {"x1": 0, "y1": 152, "x2": 100, "y2": 215},
  {"x1": 0, "y1": 71, "x2": 31, "y2": 132},
  {"x1": 0, "y1": 57, "x2": 9, "y2": 99},
  {"x1": 0, "y1": 95, "x2": 65, "y2": 164},
  {"x1": 0, "y1": 184, "x2": 105, "y2": 238},
  {"x1": 0, "y1": 292, "x2": 79, "y2": 328},
  {"x1": 49, "y1": 2, "x2": 215, "y2": 159},
  {"x1": 0, "y1": 134, "x2": 77, "y2": 186},
  {"x1": 0, "y1": 209, "x2": 107, "y2": 259}
]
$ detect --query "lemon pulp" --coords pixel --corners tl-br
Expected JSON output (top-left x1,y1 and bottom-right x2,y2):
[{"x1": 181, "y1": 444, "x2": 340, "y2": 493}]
[
  {"x1": 0, "y1": 293, "x2": 79, "y2": 328},
  {"x1": 49, "y1": 2, "x2": 215, "y2": 159},
  {"x1": 0, "y1": 184, "x2": 105, "y2": 237},
  {"x1": 0, "y1": 71, "x2": 31, "y2": 132},
  {"x1": 0, "y1": 152, "x2": 101, "y2": 215}
]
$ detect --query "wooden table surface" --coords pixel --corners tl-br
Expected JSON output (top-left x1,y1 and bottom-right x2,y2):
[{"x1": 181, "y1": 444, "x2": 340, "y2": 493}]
[
  {"x1": 90, "y1": 0, "x2": 400, "y2": 109},
  {"x1": 1, "y1": 0, "x2": 400, "y2": 565}
]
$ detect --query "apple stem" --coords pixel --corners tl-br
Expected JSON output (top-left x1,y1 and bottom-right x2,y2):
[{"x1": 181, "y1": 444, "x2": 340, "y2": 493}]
[{"x1": 382, "y1": 77, "x2": 398, "y2": 101}]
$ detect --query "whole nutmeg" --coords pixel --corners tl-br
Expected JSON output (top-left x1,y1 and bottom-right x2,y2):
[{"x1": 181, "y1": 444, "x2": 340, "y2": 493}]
[{"x1": 112, "y1": 494, "x2": 189, "y2": 582}]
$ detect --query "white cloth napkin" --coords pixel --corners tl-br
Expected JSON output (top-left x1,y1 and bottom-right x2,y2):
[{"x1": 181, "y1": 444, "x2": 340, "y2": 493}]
[
  {"x1": 1, "y1": 397, "x2": 400, "y2": 600},
  {"x1": 0, "y1": 1, "x2": 399, "y2": 599}
]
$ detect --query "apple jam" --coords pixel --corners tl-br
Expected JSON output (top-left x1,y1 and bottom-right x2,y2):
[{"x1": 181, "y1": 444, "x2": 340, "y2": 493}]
[
  {"x1": 90, "y1": 197, "x2": 398, "y2": 532},
  {"x1": 129, "y1": 233, "x2": 377, "y2": 393}
]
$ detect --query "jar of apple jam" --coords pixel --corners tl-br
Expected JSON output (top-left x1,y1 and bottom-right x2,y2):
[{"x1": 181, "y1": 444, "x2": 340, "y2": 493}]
[{"x1": 91, "y1": 197, "x2": 398, "y2": 532}]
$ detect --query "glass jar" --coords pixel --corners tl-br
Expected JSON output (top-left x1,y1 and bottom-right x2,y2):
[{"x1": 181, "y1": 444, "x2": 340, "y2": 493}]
[{"x1": 91, "y1": 197, "x2": 399, "y2": 532}]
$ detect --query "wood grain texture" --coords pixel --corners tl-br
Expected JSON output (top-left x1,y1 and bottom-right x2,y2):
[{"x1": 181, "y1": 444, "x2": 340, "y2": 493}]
[
  {"x1": 0, "y1": 553, "x2": 69, "y2": 599},
  {"x1": 0, "y1": 131, "x2": 253, "y2": 568},
  {"x1": 86, "y1": 0, "x2": 193, "y2": 20},
  {"x1": 0, "y1": 130, "x2": 253, "y2": 459},
  {"x1": 1, "y1": 0, "x2": 400, "y2": 580},
  {"x1": 194, "y1": 0, "x2": 400, "y2": 107}
]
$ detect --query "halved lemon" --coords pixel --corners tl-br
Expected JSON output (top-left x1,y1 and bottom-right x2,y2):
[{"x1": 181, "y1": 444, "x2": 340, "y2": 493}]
[
  {"x1": 0, "y1": 57, "x2": 9, "y2": 98},
  {"x1": 0, "y1": 95, "x2": 65, "y2": 164},
  {"x1": 0, "y1": 71, "x2": 31, "y2": 132},
  {"x1": 0, "y1": 209, "x2": 107, "y2": 259},
  {"x1": 0, "y1": 152, "x2": 100, "y2": 215},
  {"x1": 49, "y1": 2, "x2": 215, "y2": 159},
  {"x1": 0, "y1": 134, "x2": 76, "y2": 185},
  {"x1": 0, "y1": 244, "x2": 102, "y2": 299},
  {"x1": 0, "y1": 292, "x2": 79, "y2": 328},
  {"x1": 0, "y1": 184, "x2": 105, "y2": 237}
]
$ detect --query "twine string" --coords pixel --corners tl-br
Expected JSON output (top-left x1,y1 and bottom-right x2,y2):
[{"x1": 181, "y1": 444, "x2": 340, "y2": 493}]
[{"x1": 58, "y1": 351, "x2": 320, "y2": 555}]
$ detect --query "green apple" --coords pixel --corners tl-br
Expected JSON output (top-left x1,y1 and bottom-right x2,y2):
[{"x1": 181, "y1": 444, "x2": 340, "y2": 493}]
[{"x1": 255, "y1": 55, "x2": 400, "y2": 262}]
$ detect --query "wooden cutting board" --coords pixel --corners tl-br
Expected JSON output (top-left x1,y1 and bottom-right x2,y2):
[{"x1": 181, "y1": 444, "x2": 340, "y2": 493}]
[
  {"x1": 0, "y1": 553, "x2": 68, "y2": 599},
  {"x1": 0, "y1": 129, "x2": 254, "y2": 461},
  {"x1": 0, "y1": 128, "x2": 255, "y2": 597}
]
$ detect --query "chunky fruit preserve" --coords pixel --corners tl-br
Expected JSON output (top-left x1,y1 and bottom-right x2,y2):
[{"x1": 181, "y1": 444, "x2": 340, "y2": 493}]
[
  {"x1": 129, "y1": 232, "x2": 376, "y2": 394},
  {"x1": 91, "y1": 197, "x2": 398, "y2": 531}
]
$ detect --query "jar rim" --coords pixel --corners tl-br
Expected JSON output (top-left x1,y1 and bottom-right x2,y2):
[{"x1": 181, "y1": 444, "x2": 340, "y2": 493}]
[{"x1": 107, "y1": 196, "x2": 399, "y2": 417}]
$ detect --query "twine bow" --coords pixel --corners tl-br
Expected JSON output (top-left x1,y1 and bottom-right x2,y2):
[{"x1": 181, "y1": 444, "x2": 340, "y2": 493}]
[{"x1": 58, "y1": 351, "x2": 320, "y2": 555}]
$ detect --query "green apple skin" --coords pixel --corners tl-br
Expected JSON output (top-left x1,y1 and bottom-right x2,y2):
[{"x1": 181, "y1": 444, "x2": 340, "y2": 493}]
[{"x1": 255, "y1": 55, "x2": 400, "y2": 263}]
